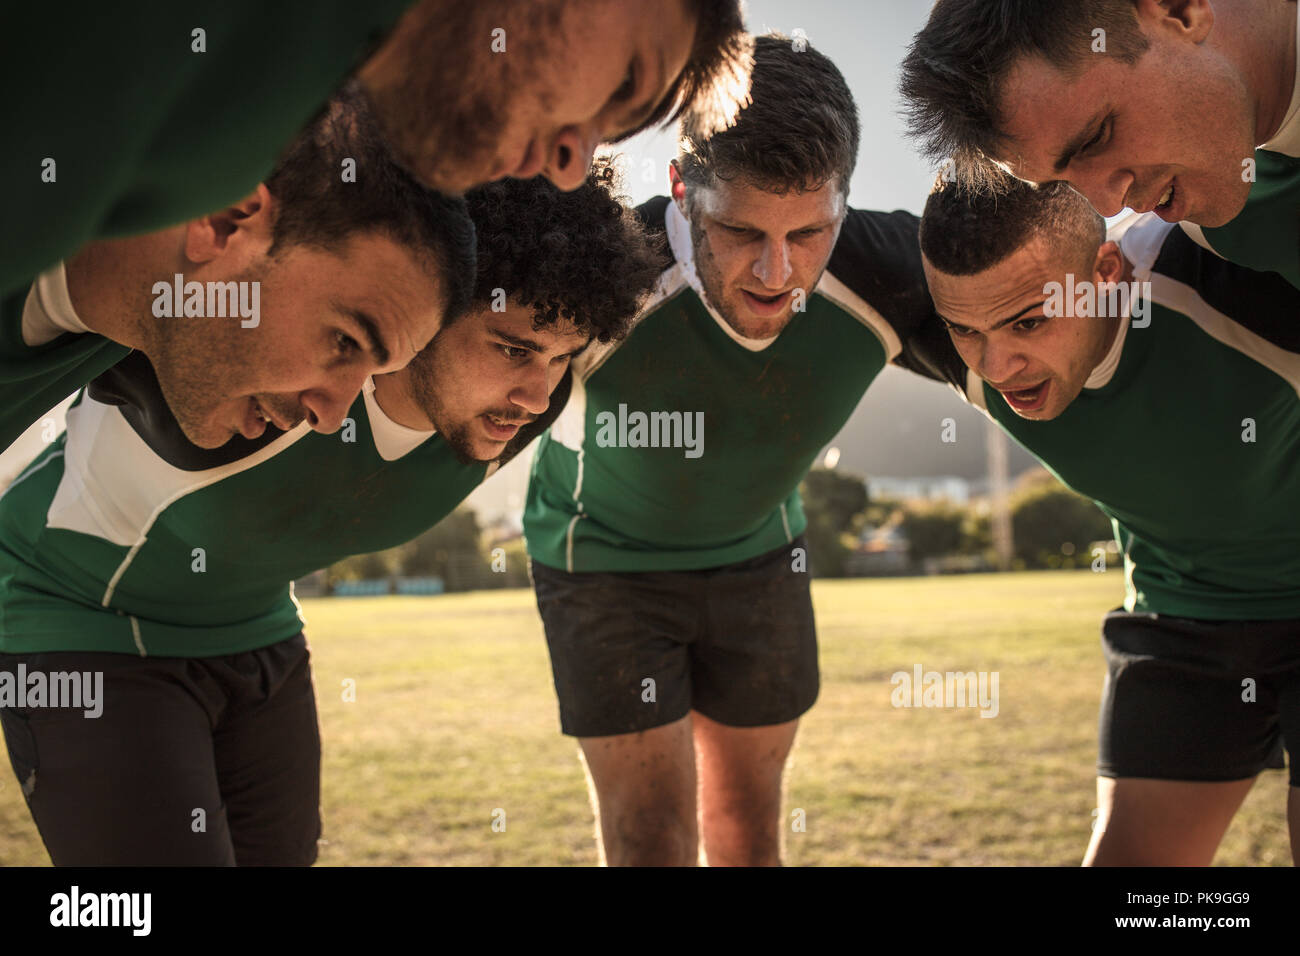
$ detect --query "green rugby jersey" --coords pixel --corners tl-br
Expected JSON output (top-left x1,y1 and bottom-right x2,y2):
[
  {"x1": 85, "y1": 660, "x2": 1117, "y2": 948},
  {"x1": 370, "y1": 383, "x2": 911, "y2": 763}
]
[
  {"x1": 0, "y1": 353, "x2": 565, "y2": 657},
  {"x1": 1181, "y1": 10, "x2": 1300, "y2": 290},
  {"x1": 523, "y1": 197, "x2": 938, "y2": 572},
  {"x1": 907, "y1": 213, "x2": 1300, "y2": 620},
  {"x1": 3, "y1": 0, "x2": 409, "y2": 298},
  {"x1": 0, "y1": 264, "x2": 130, "y2": 451}
]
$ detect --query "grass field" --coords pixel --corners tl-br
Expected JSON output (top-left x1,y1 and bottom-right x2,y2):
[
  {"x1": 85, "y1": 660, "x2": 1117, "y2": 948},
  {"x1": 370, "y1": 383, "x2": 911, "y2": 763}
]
[{"x1": 0, "y1": 570, "x2": 1292, "y2": 866}]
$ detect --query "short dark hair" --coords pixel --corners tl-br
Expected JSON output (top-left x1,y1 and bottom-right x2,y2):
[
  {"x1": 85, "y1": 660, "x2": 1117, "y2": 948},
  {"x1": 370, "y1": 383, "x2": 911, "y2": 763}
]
[
  {"x1": 462, "y1": 156, "x2": 665, "y2": 343},
  {"x1": 676, "y1": 33, "x2": 859, "y2": 195},
  {"x1": 618, "y1": 0, "x2": 754, "y2": 144},
  {"x1": 900, "y1": 0, "x2": 1149, "y2": 191},
  {"x1": 263, "y1": 82, "x2": 477, "y2": 323},
  {"x1": 919, "y1": 169, "x2": 1106, "y2": 276}
]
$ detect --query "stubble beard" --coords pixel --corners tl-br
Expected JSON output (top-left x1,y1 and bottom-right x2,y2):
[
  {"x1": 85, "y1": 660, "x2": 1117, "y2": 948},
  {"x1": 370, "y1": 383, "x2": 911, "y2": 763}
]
[
  {"x1": 148, "y1": 314, "x2": 248, "y2": 449},
  {"x1": 360, "y1": 0, "x2": 558, "y2": 194},
  {"x1": 689, "y1": 216, "x2": 743, "y2": 331},
  {"x1": 408, "y1": 346, "x2": 494, "y2": 466}
]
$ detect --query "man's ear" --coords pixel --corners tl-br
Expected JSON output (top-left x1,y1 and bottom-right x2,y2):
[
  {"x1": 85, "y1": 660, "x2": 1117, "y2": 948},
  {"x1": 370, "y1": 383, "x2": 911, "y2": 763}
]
[
  {"x1": 183, "y1": 183, "x2": 276, "y2": 265},
  {"x1": 1093, "y1": 239, "x2": 1125, "y2": 285},
  {"x1": 668, "y1": 160, "x2": 688, "y2": 212},
  {"x1": 1134, "y1": 0, "x2": 1213, "y2": 44}
]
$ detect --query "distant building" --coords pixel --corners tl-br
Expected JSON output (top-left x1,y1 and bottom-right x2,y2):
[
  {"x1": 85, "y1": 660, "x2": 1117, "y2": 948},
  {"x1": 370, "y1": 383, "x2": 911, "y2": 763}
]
[
  {"x1": 867, "y1": 475, "x2": 973, "y2": 504},
  {"x1": 845, "y1": 524, "x2": 911, "y2": 576}
]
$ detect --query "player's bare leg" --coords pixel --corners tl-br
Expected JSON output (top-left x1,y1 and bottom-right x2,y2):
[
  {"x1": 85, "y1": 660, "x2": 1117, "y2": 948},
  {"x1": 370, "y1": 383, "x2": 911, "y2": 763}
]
[
  {"x1": 693, "y1": 710, "x2": 799, "y2": 866},
  {"x1": 1084, "y1": 776, "x2": 1256, "y2": 866},
  {"x1": 1288, "y1": 786, "x2": 1300, "y2": 865},
  {"x1": 578, "y1": 714, "x2": 697, "y2": 866}
]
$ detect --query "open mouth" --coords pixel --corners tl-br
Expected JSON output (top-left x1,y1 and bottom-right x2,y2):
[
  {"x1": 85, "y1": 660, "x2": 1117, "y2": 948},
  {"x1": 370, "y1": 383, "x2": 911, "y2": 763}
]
[
  {"x1": 741, "y1": 289, "x2": 792, "y2": 315},
  {"x1": 238, "y1": 397, "x2": 270, "y2": 440},
  {"x1": 999, "y1": 380, "x2": 1050, "y2": 413},
  {"x1": 482, "y1": 413, "x2": 525, "y2": 440},
  {"x1": 1151, "y1": 179, "x2": 1181, "y2": 221},
  {"x1": 248, "y1": 398, "x2": 300, "y2": 434}
]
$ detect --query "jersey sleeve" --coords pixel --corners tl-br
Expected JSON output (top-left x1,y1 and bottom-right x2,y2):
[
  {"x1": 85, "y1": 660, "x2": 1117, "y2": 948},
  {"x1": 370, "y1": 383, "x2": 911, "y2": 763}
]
[
  {"x1": 894, "y1": 312, "x2": 971, "y2": 396},
  {"x1": 1157, "y1": 222, "x2": 1300, "y2": 351},
  {"x1": 825, "y1": 207, "x2": 948, "y2": 362}
]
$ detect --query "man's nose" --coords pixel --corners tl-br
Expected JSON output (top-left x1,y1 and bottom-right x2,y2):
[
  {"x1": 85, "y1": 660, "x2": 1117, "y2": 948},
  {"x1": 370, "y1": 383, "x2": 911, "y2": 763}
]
[
  {"x1": 510, "y1": 364, "x2": 551, "y2": 417},
  {"x1": 298, "y1": 371, "x2": 366, "y2": 434},
  {"x1": 980, "y1": 337, "x2": 1028, "y2": 385},
  {"x1": 543, "y1": 125, "x2": 598, "y2": 191},
  {"x1": 754, "y1": 238, "x2": 793, "y2": 289},
  {"x1": 1072, "y1": 164, "x2": 1134, "y2": 218}
]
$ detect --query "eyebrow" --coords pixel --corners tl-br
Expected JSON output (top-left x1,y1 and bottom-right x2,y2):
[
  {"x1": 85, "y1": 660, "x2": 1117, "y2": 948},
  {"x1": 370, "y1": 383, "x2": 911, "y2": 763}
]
[
  {"x1": 1053, "y1": 110, "x2": 1107, "y2": 173},
  {"x1": 491, "y1": 327, "x2": 590, "y2": 360},
  {"x1": 941, "y1": 301, "x2": 1046, "y2": 334},
  {"x1": 334, "y1": 303, "x2": 391, "y2": 366},
  {"x1": 719, "y1": 217, "x2": 838, "y2": 234}
]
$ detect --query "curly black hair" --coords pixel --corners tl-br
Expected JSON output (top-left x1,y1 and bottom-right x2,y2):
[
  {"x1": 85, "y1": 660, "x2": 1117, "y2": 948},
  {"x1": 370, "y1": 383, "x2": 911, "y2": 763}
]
[{"x1": 461, "y1": 156, "x2": 666, "y2": 343}]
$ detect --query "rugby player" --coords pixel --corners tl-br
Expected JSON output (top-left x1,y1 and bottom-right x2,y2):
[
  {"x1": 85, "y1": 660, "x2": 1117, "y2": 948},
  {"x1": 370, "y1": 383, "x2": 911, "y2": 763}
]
[
  {"x1": 522, "y1": 36, "x2": 939, "y2": 866},
  {"x1": 0, "y1": 163, "x2": 664, "y2": 865},
  {"x1": 3, "y1": 0, "x2": 751, "y2": 296},
  {"x1": 913, "y1": 172, "x2": 1300, "y2": 865},
  {"x1": 900, "y1": 0, "x2": 1300, "y2": 288},
  {"x1": 0, "y1": 87, "x2": 475, "y2": 452}
]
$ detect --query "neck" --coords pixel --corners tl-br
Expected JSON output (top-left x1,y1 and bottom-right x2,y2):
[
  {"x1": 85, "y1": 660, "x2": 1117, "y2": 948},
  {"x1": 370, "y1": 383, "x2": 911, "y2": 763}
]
[
  {"x1": 1094, "y1": 251, "x2": 1137, "y2": 366},
  {"x1": 371, "y1": 369, "x2": 434, "y2": 430},
  {"x1": 1221, "y1": 0, "x2": 1297, "y2": 144},
  {"x1": 63, "y1": 230, "x2": 186, "y2": 351}
]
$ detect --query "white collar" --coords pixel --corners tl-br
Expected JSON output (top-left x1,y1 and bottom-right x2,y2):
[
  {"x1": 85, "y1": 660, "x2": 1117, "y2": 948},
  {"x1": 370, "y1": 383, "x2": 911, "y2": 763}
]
[
  {"x1": 1082, "y1": 315, "x2": 1130, "y2": 390},
  {"x1": 363, "y1": 376, "x2": 435, "y2": 461},
  {"x1": 1261, "y1": 2, "x2": 1300, "y2": 157},
  {"x1": 22, "y1": 261, "x2": 92, "y2": 346},
  {"x1": 1115, "y1": 212, "x2": 1175, "y2": 282}
]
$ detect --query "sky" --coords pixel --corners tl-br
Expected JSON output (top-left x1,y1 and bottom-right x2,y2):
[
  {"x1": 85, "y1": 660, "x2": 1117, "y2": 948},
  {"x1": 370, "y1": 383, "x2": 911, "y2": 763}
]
[{"x1": 613, "y1": 0, "x2": 940, "y2": 212}]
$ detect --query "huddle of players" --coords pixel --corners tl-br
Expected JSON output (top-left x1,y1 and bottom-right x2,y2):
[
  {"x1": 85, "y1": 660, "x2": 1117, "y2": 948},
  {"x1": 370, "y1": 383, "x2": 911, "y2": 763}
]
[{"x1": 2, "y1": 0, "x2": 1298, "y2": 867}]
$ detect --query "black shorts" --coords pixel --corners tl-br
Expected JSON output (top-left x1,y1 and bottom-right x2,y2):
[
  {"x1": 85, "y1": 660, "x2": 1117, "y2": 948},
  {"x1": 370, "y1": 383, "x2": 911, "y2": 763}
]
[
  {"x1": 1098, "y1": 609, "x2": 1300, "y2": 785},
  {"x1": 531, "y1": 537, "x2": 819, "y2": 737},
  {"x1": 0, "y1": 633, "x2": 320, "y2": 866}
]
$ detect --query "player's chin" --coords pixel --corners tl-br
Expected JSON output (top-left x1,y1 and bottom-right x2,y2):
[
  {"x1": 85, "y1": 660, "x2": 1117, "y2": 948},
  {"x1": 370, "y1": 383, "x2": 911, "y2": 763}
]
[
  {"x1": 178, "y1": 412, "x2": 240, "y2": 449},
  {"x1": 1018, "y1": 393, "x2": 1071, "y2": 422},
  {"x1": 470, "y1": 440, "x2": 507, "y2": 462},
  {"x1": 1198, "y1": 186, "x2": 1248, "y2": 229},
  {"x1": 191, "y1": 432, "x2": 239, "y2": 450},
  {"x1": 462, "y1": 430, "x2": 510, "y2": 464}
]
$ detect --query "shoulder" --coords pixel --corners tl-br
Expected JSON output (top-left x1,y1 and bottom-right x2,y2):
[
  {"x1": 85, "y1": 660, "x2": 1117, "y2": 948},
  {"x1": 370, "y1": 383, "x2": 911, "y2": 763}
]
[
  {"x1": 824, "y1": 207, "x2": 933, "y2": 329},
  {"x1": 1151, "y1": 222, "x2": 1300, "y2": 351},
  {"x1": 634, "y1": 196, "x2": 672, "y2": 236}
]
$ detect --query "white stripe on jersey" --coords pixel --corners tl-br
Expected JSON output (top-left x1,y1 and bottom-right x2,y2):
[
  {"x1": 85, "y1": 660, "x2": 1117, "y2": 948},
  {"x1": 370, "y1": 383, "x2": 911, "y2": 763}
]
[
  {"x1": 815, "y1": 272, "x2": 902, "y2": 361},
  {"x1": 48, "y1": 396, "x2": 310, "y2": 551},
  {"x1": 1146, "y1": 271, "x2": 1300, "y2": 396}
]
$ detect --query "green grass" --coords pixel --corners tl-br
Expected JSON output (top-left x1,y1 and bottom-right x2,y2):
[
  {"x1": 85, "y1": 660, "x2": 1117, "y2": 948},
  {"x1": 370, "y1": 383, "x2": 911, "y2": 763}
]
[{"x1": 0, "y1": 571, "x2": 1291, "y2": 865}]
